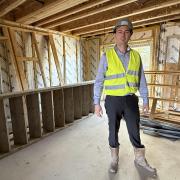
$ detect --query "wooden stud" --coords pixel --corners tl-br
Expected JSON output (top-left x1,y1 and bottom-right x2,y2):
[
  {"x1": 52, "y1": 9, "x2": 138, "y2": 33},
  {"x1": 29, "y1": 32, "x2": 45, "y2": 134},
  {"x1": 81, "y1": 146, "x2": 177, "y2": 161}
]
[
  {"x1": 53, "y1": 89, "x2": 65, "y2": 127},
  {"x1": 47, "y1": 38, "x2": 52, "y2": 86},
  {"x1": 40, "y1": 91, "x2": 55, "y2": 132},
  {"x1": 76, "y1": 40, "x2": 79, "y2": 82},
  {"x1": 0, "y1": 99, "x2": 11, "y2": 153},
  {"x1": 49, "y1": 34, "x2": 63, "y2": 85},
  {"x1": 2, "y1": 27, "x2": 23, "y2": 90},
  {"x1": 8, "y1": 28, "x2": 28, "y2": 90},
  {"x1": 63, "y1": 87, "x2": 74, "y2": 123},
  {"x1": 9, "y1": 96, "x2": 28, "y2": 145},
  {"x1": 26, "y1": 93, "x2": 42, "y2": 138},
  {"x1": 149, "y1": 98, "x2": 158, "y2": 119},
  {"x1": 31, "y1": 32, "x2": 47, "y2": 87},
  {"x1": 63, "y1": 36, "x2": 66, "y2": 84}
]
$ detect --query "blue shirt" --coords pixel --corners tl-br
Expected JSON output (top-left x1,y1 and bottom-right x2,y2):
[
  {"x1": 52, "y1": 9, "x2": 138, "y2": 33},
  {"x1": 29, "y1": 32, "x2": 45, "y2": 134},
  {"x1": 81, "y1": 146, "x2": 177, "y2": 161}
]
[{"x1": 94, "y1": 46, "x2": 149, "y2": 105}]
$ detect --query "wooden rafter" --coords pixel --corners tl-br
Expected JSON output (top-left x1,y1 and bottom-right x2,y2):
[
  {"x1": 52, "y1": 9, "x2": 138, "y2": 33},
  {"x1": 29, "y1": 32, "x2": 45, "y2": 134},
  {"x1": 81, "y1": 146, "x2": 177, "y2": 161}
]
[
  {"x1": 74, "y1": 9, "x2": 180, "y2": 36},
  {"x1": 43, "y1": 0, "x2": 137, "y2": 28},
  {"x1": 59, "y1": 0, "x2": 180, "y2": 32},
  {"x1": 16, "y1": 0, "x2": 89, "y2": 24},
  {"x1": 35, "y1": 0, "x2": 111, "y2": 27},
  {"x1": 81, "y1": 15, "x2": 180, "y2": 37},
  {"x1": 0, "y1": 0, "x2": 27, "y2": 17}
]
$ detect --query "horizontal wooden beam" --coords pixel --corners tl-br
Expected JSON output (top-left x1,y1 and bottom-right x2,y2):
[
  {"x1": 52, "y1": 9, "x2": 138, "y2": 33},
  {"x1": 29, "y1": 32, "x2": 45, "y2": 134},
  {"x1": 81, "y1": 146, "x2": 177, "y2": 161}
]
[
  {"x1": 16, "y1": 0, "x2": 89, "y2": 24},
  {"x1": 74, "y1": 9, "x2": 180, "y2": 36},
  {"x1": 0, "y1": 0, "x2": 27, "y2": 17},
  {"x1": 16, "y1": 56, "x2": 38, "y2": 61},
  {"x1": 0, "y1": 18, "x2": 79, "y2": 39},
  {"x1": 60, "y1": 0, "x2": 180, "y2": 32},
  {"x1": 35, "y1": 0, "x2": 111, "y2": 27},
  {"x1": 44, "y1": 0, "x2": 137, "y2": 28},
  {"x1": 0, "y1": 36, "x2": 8, "y2": 41}
]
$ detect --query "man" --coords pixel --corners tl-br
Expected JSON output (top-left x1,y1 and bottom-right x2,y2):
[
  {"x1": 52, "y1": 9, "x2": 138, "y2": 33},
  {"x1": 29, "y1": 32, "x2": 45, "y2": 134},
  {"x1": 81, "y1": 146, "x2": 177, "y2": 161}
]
[{"x1": 94, "y1": 18, "x2": 157, "y2": 175}]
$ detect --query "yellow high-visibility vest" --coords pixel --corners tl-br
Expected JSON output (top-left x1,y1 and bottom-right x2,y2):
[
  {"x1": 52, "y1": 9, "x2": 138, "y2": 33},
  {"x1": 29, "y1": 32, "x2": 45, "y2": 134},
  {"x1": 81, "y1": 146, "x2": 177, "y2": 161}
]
[{"x1": 103, "y1": 48, "x2": 141, "y2": 96}]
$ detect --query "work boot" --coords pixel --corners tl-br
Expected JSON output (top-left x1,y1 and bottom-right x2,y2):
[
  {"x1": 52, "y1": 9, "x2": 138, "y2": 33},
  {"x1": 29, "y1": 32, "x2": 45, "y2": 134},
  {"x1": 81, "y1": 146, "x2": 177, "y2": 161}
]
[
  {"x1": 134, "y1": 147, "x2": 157, "y2": 176},
  {"x1": 109, "y1": 147, "x2": 119, "y2": 173}
]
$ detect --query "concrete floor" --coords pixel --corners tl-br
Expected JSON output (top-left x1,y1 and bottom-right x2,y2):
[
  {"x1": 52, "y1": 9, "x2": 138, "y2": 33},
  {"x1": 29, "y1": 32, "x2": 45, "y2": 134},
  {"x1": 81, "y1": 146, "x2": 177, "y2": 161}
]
[{"x1": 0, "y1": 108, "x2": 180, "y2": 180}]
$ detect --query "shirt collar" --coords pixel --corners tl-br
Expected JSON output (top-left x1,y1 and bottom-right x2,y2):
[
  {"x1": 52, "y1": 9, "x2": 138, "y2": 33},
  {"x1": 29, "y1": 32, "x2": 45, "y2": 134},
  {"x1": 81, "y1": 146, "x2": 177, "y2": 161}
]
[{"x1": 114, "y1": 45, "x2": 131, "y2": 55}]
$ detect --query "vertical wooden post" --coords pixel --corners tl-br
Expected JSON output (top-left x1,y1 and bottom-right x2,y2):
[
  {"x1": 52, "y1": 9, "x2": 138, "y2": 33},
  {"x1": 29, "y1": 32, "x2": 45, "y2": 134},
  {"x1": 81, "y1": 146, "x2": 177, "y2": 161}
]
[
  {"x1": 26, "y1": 93, "x2": 42, "y2": 138},
  {"x1": 73, "y1": 86, "x2": 82, "y2": 119},
  {"x1": 82, "y1": 85, "x2": 90, "y2": 116},
  {"x1": 47, "y1": 38, "x2": 52, "y2": 86},
  {"x1": 49, "y1": 35, "x2": 63, "y2": 85},
  {"x1": 53, "y1": 89, "x2": 65, "y2": 127},
  {"x1": 89, "y1": 84, "x2": 94, "y2": 113},
  {"x1": 31, "y1": 32, "x2": 47, "y2": 87},
  {"x1": 64, "y1": 87, "x2": 74, "y2": 123},
  {"x1": 9, "y1": 96, "x2": 28, "y2": 145},
  {"x1": 63, "y1": 36, "x2": 66, "y2": 84},
  {"x1": 0, "y1": 99, "x2": 11, "y2": 152},
  {"x1": 40, "y1": 91, "x2": 55, "y2": 132},
  {"x1": 150, "y1": 98, "x2": 158, "y2": 119}
]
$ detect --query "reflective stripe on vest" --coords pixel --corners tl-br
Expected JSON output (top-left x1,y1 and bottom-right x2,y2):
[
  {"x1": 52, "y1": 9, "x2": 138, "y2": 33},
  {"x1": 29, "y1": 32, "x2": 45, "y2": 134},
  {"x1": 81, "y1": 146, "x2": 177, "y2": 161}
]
[{"x1": 103, "y1": 48, "x2": 140, "y2": 96}]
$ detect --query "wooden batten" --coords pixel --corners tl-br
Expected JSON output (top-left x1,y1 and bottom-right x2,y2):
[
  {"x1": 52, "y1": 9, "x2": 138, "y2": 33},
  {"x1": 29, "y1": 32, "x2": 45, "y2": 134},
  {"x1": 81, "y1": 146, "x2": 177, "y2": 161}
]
[
  {"x1": 31, "y1": 32, "x2": 47, "y2": 87},
  {"x1": 49, "y1": 35, "x2": 63, "y2": 85},
  {"x1": 8, "y1": 28, "x2": 28, "y2": 90}
]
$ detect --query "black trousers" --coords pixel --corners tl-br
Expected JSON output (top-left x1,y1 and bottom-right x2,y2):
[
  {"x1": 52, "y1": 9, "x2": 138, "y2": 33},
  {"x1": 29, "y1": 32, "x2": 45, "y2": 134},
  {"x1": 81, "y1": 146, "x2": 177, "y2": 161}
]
[{"x1": 105, "y1": 94, "x2": 144, "y2": 148}]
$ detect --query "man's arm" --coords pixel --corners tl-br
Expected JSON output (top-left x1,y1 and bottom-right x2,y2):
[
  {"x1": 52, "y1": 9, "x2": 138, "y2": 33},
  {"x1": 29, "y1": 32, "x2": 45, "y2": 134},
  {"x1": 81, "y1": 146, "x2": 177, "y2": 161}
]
[
  {"x1": 94, "y1": 53, "x2": 107, "y2": 116},
  {"x1": 139, "y1": 61, "x2": 149, "y2": 113}
]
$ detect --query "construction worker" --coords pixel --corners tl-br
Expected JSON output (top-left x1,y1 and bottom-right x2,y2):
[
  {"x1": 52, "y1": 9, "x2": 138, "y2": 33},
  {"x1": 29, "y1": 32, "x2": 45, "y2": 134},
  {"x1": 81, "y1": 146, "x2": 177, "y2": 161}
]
[{"x1": 94, "y1": 18, "x2": 157, "y2": 175}]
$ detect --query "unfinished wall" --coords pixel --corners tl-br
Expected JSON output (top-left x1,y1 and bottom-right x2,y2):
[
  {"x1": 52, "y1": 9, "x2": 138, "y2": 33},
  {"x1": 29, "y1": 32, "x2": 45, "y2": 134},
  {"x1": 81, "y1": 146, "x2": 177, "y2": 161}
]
[{"x1": 0, "y1": 25, "x2": 83, "y2": 93}]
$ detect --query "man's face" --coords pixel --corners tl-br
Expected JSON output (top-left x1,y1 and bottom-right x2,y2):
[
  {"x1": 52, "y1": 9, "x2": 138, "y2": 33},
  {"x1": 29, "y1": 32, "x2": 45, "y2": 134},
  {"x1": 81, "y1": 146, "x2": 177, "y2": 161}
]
[{"x1": 114, "y1": 25, "x2": 132, "y2": 46}]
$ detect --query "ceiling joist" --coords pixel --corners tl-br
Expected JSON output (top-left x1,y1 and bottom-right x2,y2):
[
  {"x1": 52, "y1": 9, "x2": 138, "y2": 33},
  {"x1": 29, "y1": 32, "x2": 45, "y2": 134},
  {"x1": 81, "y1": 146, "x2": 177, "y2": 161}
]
[
  {"x1": 43, "y1": 0, "x2": 138, "y2": 29},
  {"x1": 59, "y1": 0, "x2": 180, "y2": 33},
  {"x1": 34, "y1": 0, "x2": 111, "y2": 27},
  {"x1": 0, "y1": 0, "x2": 27, "y2": 17},
  {"x1": 16, "y1": 0, "x2": 89, "y2": 24}
]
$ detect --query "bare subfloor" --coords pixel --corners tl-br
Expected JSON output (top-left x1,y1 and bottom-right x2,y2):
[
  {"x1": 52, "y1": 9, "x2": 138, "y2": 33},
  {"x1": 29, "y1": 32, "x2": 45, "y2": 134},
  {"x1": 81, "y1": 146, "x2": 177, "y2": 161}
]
[{"x1": 0, "y1": 112, "x2": 180, "y2": 180}]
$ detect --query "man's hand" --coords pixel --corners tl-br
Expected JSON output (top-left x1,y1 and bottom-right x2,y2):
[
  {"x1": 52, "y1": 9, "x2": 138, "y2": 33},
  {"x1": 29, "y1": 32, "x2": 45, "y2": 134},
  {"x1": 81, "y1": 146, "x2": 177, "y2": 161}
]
[
  {"x1": 94, "y1": 104, "x2": 103, "y2": 117},
  {"x1": 143, "y1": 104, "x2": 149, "y2": 114}
]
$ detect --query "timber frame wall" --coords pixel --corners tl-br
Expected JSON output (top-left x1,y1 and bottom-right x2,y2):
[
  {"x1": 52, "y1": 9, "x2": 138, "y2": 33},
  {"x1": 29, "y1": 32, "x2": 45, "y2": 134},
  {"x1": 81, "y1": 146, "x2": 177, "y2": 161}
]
[
  {"x1": 0, "y1": 19, "x2": 82, "y2": 93},
  {"x1": 0, "y1": 82, "x2": 94, "y2": 158}
]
